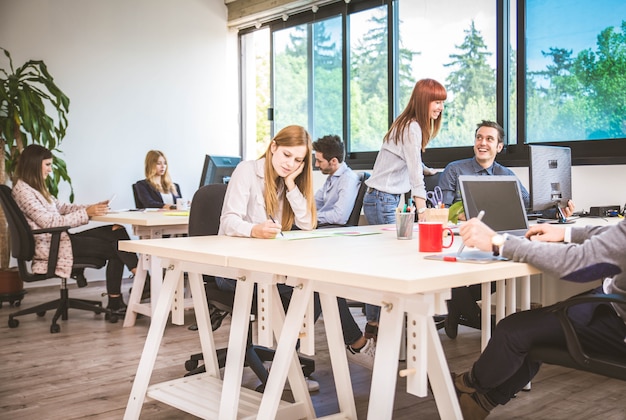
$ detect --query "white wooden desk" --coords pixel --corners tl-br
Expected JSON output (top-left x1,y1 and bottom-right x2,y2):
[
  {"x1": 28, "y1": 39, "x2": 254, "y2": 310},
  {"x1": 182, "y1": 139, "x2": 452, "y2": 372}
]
[
  {"x1": 119, "y1": 225, "x2": 540, "y2": 419},
  {"x1": 92, "y1": 210, "x2": 189, "y2": 326}
]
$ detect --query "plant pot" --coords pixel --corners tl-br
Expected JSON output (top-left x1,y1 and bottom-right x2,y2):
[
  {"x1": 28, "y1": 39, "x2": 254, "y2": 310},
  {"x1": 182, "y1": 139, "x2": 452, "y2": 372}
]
[{"x1": 0, "y1": 267, "x2": 26, "y2": 307}]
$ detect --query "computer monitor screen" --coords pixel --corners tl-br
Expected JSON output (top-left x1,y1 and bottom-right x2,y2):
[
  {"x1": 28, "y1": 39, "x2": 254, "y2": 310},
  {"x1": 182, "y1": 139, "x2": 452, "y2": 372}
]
[
  {"x1": 199, "y1": 155, "x2": 241, "y2": 187},
  {"x1": 529, "y1": 145, "x2": 571, "y2": 212}
]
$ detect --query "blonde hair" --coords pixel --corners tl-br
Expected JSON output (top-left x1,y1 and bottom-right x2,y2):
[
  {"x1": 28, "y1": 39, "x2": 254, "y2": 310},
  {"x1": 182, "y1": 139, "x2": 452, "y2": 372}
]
[
  {"x1": 144, "y1": 150, "x2": 175, "y2": 194},
  {"x1": 261, "y1": 125, "x2": 317, "y2": 230},
  {"x1": 384, "y1": 78, "x2": 447, "y2": 151}
]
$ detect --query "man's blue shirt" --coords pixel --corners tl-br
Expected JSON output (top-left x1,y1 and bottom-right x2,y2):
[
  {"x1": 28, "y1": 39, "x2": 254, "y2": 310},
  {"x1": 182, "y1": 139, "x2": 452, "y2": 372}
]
[
  {"x1": 438, "y1": 157, "x2": 530, "y2": 208},
  {"x1": 315, "y1": 162, "x2": 360, "y2": 225}
]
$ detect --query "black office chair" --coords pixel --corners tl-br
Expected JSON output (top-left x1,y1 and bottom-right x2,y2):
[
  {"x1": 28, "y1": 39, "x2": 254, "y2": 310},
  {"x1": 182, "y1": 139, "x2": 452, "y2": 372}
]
[
  {"x1": 529, "y1": 292, "x2": 626, "y2": 381},
  {"x1": 183, "y1": 184, "x2": 315, "y2": 391},
  {"x1": 0, "y1": 185, "x2": 111, "y2": 333},
  {"x1": 424, "y1": 171, "x2": 441, "y2": 192}
]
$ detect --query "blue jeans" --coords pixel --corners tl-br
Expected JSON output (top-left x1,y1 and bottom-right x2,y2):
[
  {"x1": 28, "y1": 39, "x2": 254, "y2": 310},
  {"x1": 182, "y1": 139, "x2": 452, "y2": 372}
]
[
  {"x1": 362, "y1": 188, "x2": 401, "y2": 322},
  {"x1": 215, "y1": 278, "x2": 363, "y2": 346}
]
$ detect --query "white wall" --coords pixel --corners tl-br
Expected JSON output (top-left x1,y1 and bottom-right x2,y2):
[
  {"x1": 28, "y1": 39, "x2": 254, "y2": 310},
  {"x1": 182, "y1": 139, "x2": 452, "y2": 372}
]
[
  {"x1": 0, "y1": 0, "x2": 239, "y2": 208},
  {"x1": 510, "y1": 165, "x2": 626, "y2": 213}
]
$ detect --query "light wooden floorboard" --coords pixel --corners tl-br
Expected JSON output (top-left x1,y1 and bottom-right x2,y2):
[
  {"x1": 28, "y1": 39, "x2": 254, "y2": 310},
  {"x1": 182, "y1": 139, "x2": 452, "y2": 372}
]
[{"x1": 0, "y1": 280, "x2": 624, "y2": 419}]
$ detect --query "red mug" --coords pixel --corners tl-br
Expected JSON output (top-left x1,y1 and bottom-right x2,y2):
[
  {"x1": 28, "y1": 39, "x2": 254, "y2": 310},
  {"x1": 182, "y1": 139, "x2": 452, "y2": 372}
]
[{"x1": 418, "y1": 222, "x2": 454, "y2": 252}]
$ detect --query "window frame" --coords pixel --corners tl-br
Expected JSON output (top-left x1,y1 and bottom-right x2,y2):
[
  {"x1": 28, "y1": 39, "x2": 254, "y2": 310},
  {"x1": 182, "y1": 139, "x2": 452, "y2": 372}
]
[{"x1": 240, "y1": 0, "x2": 626, "y2": 170}]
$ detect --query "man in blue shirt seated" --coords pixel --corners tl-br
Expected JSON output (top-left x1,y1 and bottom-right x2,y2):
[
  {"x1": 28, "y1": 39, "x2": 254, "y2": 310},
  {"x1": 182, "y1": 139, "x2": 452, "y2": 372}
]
[
  {"x1": 438, "y1": 120, "x2": 574, "y2": 217},
  {"x1": 313, "y1": 134, "x2": 361, "y2": 226},
  {"x1": 439, "y1": 120, "x2": 529, "y2": 208},
  {"x1": 438, "y1": 120, "x2": 575, "y2": 339}
]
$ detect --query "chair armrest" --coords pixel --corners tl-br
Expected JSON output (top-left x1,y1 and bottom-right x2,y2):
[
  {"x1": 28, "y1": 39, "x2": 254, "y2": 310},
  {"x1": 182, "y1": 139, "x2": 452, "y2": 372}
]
[
  {"x1": 31, "y1": 225, "x2": 71, "y2": 235},
  {"x1": 548, "y1": 293, "x2": 626, "y2": 366},
  {"x1": 31, "y1": 225, "x2": 71, "y2": 276}
]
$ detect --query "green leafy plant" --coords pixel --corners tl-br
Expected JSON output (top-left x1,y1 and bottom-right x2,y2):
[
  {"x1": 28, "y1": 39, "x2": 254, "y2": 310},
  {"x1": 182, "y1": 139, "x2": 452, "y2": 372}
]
[
  {"x1": 448, "y1": 201, "x2": 465, "y2": 224},
  {"x1": 0, "y1": 47, "x2": 73, "y2": 269}
]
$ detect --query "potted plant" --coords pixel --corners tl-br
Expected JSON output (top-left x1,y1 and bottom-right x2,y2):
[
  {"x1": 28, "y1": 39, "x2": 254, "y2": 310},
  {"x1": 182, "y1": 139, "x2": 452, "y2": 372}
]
[{"x1": 0, "y1": 47, "x2": 74, "y2": 303}]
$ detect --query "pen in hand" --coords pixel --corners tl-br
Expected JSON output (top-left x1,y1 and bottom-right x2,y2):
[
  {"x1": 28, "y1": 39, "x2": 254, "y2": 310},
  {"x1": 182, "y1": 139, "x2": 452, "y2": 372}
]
[
  {"x1": 269, "y1": 215, "x2": 284, "y2": 237},
  {"x1": 457, "y1": 210, "x2": 485, "y2": 256}
]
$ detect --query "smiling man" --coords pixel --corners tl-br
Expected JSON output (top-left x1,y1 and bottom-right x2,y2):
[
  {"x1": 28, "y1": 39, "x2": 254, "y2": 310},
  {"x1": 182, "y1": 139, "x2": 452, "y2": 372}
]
[
  {"x1": 438, "y1": 120, "x2": 530, "y2": 208},
  {"x1": 437, "y1": 120, "x2": 574, "y2": 340}
]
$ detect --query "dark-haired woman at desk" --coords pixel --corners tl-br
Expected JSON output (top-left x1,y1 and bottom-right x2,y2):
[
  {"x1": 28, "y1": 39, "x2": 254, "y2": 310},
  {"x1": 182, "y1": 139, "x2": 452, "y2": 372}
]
[
  {"x1": 135, "y1": 150, "x2": 181, "y2": 209},
  {"x1": 12, "y1": 144, "x2": 138, "y2": 317}
]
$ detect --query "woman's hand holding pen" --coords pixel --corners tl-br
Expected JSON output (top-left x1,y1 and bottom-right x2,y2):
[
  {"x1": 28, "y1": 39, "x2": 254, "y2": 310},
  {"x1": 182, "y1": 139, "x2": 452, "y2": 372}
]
[
  {"x1": 251, "y1": 219, "x2": 283, "y2": 239},
  {"x1": 459, "y1": 216, "x2": 495, "y2": 252}
]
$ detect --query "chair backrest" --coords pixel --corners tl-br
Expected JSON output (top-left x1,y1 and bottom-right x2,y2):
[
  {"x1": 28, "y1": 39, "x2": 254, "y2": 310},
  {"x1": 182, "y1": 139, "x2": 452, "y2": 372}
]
[
  {"x1": 188, "y1": 183, "x2": 228, "y2": 237},
  {"x1": 345, "y1": 172, "x2": 371, "y2": 227},
  {"x1": 132, "y1": 182, "x2": 142, "y2": 208},
  {"x1": 424, "y1": 171, "x2": 441, "y2": 192},
  {"x1": 0, "y1": 185, "x2": 36, "y2": 262}
]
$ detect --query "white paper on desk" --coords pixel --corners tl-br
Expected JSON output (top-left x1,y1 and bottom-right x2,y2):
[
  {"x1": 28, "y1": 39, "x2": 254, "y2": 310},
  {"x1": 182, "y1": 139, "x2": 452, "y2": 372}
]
[
  {"x1": 279, "y1": 230, "x2": 381, "y2": 240},
  {"x1": 425, "y1": 251, "x2": 508, "y2": 264}
]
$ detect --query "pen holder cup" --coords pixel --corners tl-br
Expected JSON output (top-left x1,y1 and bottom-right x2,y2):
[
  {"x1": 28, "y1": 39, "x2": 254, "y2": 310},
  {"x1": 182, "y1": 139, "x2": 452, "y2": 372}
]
[
  {"x1": 395, "y1": 212, "x2": 415, "y2": 240},
  {"x1": 423, "y1": 208, "x2": 449, "y2": 224}
]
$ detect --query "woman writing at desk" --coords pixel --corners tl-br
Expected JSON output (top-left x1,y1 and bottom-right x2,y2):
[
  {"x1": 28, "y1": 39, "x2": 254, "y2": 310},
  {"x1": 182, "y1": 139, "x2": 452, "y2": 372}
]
[
  {"x1": 217, "y1": 126, "x2": 375, "y2": 388},
  {"x1": 12, "y1": 145, "x2": 138, "y2": 317},
  {"x1": 134, "y1": 150, "x2": 181, "y2": 209}
]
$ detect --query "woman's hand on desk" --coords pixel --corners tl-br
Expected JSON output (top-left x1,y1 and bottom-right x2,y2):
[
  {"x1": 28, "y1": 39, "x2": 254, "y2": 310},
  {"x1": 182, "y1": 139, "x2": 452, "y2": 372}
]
[
  {"x1": 525, "y1": 224, "x2": 565, "y2": 243},
  {"x1": 251, "y1": 219, "x2": 283, "y2": 239}
]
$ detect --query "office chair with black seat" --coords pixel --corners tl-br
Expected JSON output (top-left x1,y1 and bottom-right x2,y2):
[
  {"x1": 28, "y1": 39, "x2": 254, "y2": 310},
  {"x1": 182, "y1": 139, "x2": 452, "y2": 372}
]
[
  {"x1": 528, "y1": 292, "x2": 626, "y2": 381},
  {"x1": 0, "y1": 185, "x2": 112, "y2": 334},
  {"x1": 183, "y1": 183, "x2": 316, "y2": 392}
]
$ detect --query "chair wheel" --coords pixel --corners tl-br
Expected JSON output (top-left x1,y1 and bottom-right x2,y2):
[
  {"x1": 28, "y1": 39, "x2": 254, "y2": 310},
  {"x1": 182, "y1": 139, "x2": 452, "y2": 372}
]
[
  {"x1": 105, "y1": 312, "x2": 119, "y2": 323},
  {"x1": 14, "y1": 299, "x2": 21, "y2": 307},
  {"x1": 8, "y1": 318, "x2": 19, "y2": 328},
  {"x1": 50, "y1": 324, "x2": 61, "y2": 333},
  {"x1": 185, "y1": 359, "x2": 199, "y2": 371},
  {"x1": 37, "y1": 311, "x2": 46, "y2": 317}
]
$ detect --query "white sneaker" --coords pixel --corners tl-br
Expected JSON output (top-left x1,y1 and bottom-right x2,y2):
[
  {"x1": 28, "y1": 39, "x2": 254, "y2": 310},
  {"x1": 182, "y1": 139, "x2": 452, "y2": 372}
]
[
  {"x1": 283, "y1": 376, "x2": 320, "y2": 393},
  {"x1": 305, "y1": 377, "x2": 320, "y2": 392},
  {"x1": 346, "y1": 337, "x2": 376, "y2": 369}
]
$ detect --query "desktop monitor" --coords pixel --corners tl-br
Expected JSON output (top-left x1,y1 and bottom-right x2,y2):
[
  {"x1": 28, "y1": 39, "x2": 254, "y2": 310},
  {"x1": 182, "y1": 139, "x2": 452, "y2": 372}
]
[
  {"x1": 199, "y1": 155, "x2": 241, "y2": 188},
  {"x1": 528, "y1": 145, "x2": 572, "y2": 212}
]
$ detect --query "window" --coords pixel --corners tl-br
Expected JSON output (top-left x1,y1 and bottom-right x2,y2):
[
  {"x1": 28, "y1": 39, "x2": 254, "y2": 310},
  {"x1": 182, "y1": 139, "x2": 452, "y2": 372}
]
[
  {"x1": 524, "y1": 0, "x2": 626, "y2": 143},
  {"x1": 239, "y1": 0, "x2": 626, "y2": 168}
]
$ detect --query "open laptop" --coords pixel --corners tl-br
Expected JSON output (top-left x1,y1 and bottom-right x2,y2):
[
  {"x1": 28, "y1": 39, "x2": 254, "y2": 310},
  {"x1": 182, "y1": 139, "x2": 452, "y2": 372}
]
[{"x1": 458, "y1": 175, "x2": 529, "y2": 236}]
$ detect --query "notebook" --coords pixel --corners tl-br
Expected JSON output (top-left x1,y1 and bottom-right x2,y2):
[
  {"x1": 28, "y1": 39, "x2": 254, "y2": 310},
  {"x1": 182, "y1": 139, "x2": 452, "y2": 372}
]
[{"x1": 458, "y1": 175, "x2": 529, "y2": 236}]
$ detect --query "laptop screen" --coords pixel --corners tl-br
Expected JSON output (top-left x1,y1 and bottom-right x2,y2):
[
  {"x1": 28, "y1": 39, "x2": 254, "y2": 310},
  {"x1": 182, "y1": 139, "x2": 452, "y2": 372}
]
[{"x1": 458, "y1": 175, "x2": 529, "y2": 236}]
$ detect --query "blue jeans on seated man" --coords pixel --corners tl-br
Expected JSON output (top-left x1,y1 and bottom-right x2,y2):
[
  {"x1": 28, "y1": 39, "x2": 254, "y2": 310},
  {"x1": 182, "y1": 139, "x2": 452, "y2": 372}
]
[{"x1": 215, "y1": 277, "x2": 364, "y2": 346}]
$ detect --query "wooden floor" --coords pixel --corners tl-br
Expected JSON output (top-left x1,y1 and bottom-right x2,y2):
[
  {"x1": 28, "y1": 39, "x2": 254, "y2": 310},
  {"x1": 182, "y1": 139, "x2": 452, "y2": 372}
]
[{"x1": 1, "y1": 280, "x2": 625, "y2": 420}]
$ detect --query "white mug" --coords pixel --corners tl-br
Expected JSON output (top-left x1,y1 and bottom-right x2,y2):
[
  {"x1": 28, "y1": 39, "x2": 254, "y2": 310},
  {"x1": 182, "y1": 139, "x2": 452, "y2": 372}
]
[{"x1": 176, "y1": 198, "x2": 189, "y2": 210}]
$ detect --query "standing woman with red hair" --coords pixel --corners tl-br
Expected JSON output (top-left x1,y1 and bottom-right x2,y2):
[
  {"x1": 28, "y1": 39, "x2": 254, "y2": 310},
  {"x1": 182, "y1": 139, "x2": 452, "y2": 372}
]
[{"x1": 361, "y1": 78, "x2": 447, "y2": 339}]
